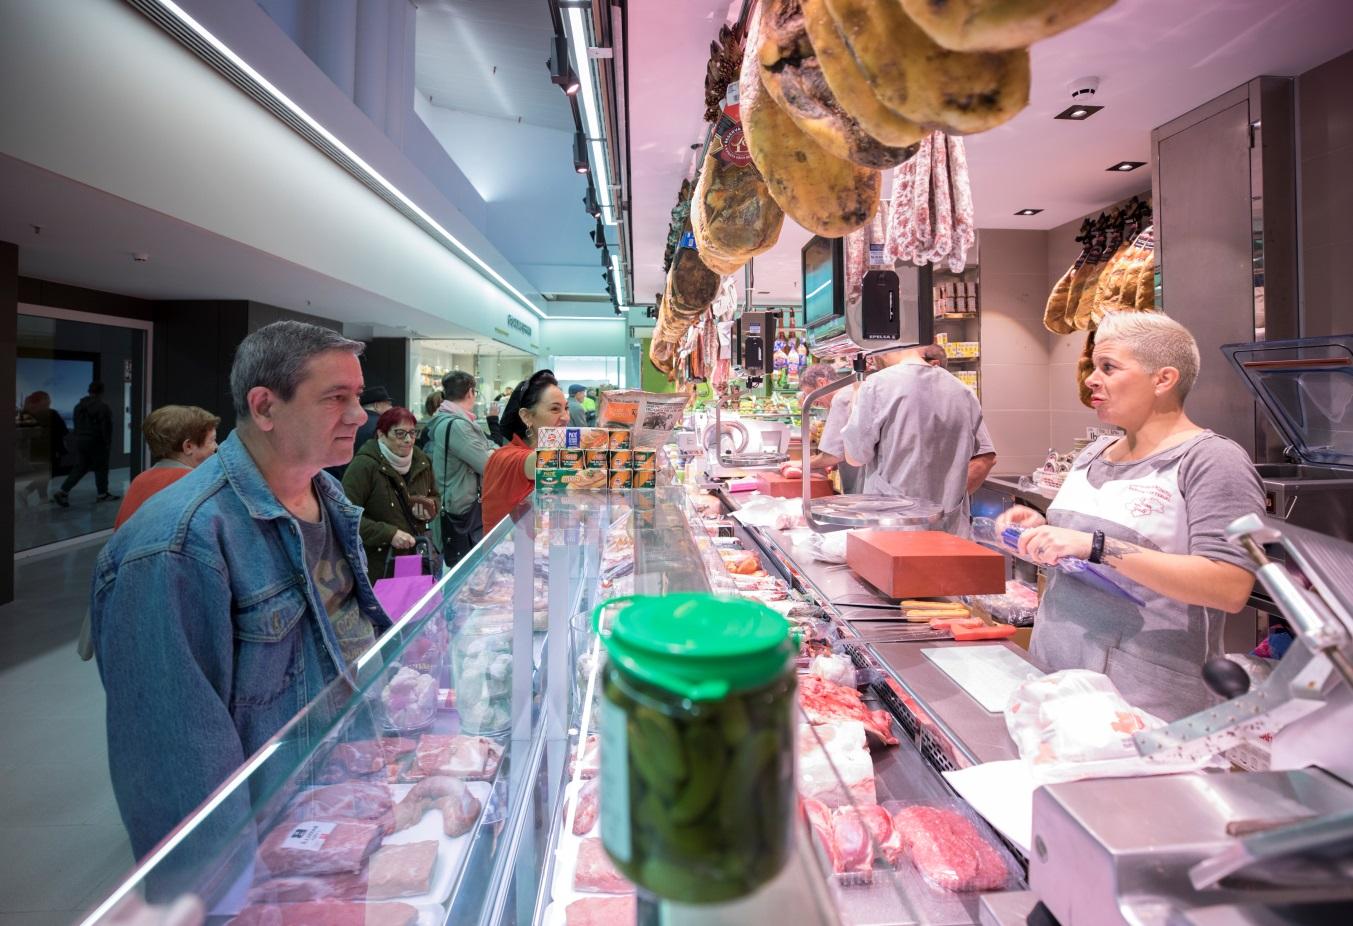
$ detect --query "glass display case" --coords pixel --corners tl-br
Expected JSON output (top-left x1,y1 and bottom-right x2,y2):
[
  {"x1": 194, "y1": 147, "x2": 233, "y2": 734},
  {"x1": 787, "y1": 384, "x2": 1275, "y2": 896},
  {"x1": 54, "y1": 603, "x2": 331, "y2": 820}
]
[{"x1": 77, "y1": 488, "x2": 882, "y2": 926}]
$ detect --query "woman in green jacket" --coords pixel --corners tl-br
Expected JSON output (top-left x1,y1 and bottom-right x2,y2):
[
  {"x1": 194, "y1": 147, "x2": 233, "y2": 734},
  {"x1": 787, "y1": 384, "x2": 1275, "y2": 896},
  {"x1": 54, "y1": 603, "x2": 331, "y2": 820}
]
[{"x1": 342, "y1": 406, "x2": 437, "y2": 584}]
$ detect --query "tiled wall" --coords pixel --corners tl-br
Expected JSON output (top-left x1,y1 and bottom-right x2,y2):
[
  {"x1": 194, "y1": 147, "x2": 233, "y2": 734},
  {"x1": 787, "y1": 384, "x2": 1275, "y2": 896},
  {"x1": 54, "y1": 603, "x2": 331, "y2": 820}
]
[
  {"x1": 976, "y1": 229, "x2": 1052, "y2": 477},
  {"x1": 1297, "y1": 49, "x2": 1353, "y2": 337}
]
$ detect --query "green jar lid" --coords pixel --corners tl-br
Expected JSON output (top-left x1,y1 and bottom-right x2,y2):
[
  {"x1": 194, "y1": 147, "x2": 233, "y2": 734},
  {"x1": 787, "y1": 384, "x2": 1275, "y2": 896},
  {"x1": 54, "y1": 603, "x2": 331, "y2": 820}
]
[{"x1": 593, "y1": 593, "x2": 795, "y2": 702}]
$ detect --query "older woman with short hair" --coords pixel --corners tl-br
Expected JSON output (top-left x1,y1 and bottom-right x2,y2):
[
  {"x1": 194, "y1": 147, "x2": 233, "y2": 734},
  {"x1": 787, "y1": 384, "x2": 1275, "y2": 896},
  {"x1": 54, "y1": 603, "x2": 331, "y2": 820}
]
[
  {"x1": 999, "y1": 312, "x2": 1264, "y2": 721},
  {"x1": 343, "y1": 406, "x2": 437, "y2": 584},
  {"x1": 114, "y1": 405, "x2": 220, "y2": 529}
]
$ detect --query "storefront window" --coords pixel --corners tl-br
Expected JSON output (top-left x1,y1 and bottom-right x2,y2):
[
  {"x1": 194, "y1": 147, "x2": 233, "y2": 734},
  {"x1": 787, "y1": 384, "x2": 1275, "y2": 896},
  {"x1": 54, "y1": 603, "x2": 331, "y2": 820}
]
[
  {"x1": 13, "y1": 309, "x2": 148, "y2": 551},
  {"x1": 551, "y1": 355, "x2": 625, "y2": 387},
  {"x1": 409, "y1": 339, "x2": 534, "y2": 419}
]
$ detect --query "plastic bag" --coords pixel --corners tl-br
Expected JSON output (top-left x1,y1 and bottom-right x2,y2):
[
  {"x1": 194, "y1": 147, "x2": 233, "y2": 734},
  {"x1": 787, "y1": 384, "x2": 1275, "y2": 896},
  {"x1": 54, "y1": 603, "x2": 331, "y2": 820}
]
[{"x1": 1006, "y1": 670, "x2": 1164, "y2": 768}]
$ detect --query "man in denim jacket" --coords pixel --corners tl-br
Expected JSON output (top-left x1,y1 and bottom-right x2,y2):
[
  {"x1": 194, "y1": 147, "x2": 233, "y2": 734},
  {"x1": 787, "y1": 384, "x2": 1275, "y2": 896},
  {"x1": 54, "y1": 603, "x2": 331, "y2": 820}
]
[{"x1": 91, "y1": 321, "x2": 391, "y2": 863}]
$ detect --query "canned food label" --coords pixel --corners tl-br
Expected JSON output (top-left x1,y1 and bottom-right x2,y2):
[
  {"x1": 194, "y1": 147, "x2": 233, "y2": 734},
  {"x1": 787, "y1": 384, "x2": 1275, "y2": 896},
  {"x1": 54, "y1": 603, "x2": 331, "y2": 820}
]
[{"x1": 599, "y1": 697, "x2": 631, "y2": 863}]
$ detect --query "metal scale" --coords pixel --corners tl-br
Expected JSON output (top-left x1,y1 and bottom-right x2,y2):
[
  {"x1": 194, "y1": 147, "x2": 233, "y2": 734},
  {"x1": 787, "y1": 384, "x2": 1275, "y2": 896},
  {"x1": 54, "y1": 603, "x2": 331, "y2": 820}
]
[
  {"x1": 1025, "y1": 513, "x2": 1353, "y2": 926},
  {"x1": 798, "y1": 226, "x2": 942, "y2": 532}
]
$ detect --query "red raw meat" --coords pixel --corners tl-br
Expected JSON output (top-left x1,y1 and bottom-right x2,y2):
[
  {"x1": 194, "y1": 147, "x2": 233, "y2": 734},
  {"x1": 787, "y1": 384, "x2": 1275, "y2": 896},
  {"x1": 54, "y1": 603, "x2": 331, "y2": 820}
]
[
  {"x1": 565, "y1": 895, "x2": 637, "y2": 926},
  {"x1": 573, "y1": 837, "x2": 633, "y2": 894},
  {"x1": 798, "y1": 676, "x2": 898, "y2": 746},
  {"x1": 857, "y1": 804, "x2": 903, "y2": 866},
  {"x1": 333, "y1": 741, "x2": 384, "y2": 775},
  {"x1": 800, "y1": 798, "x2": 841, "y2": 872},
  {"x1": 229, "y1": 901, "x2": 417, "y2": 926},
  {"x1": 892, "y1": 805, "x2": 1008, "y2": 892},
  {"x1": 289, "y1": 782, "x2": 393, "y2": 824},
  {"x1": 393, "y1": 776, "x2": 482, "y2": 837},
  {"x1": 414, "y1": 734, "x2": 503, "y2": 780},
  {"x1": 569, "y1": 735, "x2": 600, "y2": 780},
  {"x1": 257, "y1": 819, "x2": 384, "y2": 877},
  {"x1": 830, "y1": 808, "x2": 874, "y2": 873},
  {"x1": 572, "y1": 778, "x2": 600, "y2": 836},
  {"x1": 249, "y1": 840, "x2": 437, "y2": 903}
]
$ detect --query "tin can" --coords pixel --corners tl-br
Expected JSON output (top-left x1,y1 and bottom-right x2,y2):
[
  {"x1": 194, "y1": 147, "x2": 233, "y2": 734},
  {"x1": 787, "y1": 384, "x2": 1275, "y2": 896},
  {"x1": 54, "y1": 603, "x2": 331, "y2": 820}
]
[
  {"x1": 608, "y1": 470, "x2": 634, "y2": 489},
  {"x1": 566, "y1": 469, "x2": 609, "y2": 491},
  {"x1": 633, "y1": 469, "x2": 657, "y2": 489},
  {"x1": 538, "y1": 427, "x2": 567, "y2": 449},
  {"x1": 632, "y1": 449, "x2": 658, "y2": 471},
  {"x1": 609, "y1": 450, "x2": 633, "y2": 470},
  {"x1": 560, "y1": 449, "x2": 585, "y2": 469},
  {"x1": 579, "y1": 428, "x2": 610, "y2": 450},
  {"x1": 536, "y1": 449, "x2": 561, "y2": 468},
  {"x1": 536, "y1": 469, "x2": 565, "y2": 489},
  {"x1": 609, "y1": 428, "x2": 632, "y2": 450},
  {"x1": 584, "y1": 450, "x2": 610, "y2": 469}
]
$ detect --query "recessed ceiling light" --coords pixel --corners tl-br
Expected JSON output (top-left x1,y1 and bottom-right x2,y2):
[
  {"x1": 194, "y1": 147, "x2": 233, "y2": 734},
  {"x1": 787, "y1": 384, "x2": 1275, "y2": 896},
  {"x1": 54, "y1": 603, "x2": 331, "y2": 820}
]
[
  {"x1": 1054, "y1": 104, "x2": 1104, "y2": 121},
  {"x1": 1107, "y1": 160, "x2": 1146, "y2": 172},
  {"x1": 1014, "y1": 208, "x2": 1043, "y2": 216}
]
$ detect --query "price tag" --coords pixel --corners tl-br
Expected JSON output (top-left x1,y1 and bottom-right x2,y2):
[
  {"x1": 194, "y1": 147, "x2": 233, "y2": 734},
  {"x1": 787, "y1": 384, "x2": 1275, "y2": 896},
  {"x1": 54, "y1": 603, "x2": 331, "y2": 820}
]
[{"x1": 280, "y1": 821, "x2": 336, "y2": 851}]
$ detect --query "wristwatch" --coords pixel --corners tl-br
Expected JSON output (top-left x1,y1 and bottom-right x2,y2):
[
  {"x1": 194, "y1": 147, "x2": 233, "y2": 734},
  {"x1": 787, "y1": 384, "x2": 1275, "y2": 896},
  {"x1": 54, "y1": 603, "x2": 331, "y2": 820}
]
[{"x1": 1089, "y1": 530, "x2": 1106, "y2": 564}]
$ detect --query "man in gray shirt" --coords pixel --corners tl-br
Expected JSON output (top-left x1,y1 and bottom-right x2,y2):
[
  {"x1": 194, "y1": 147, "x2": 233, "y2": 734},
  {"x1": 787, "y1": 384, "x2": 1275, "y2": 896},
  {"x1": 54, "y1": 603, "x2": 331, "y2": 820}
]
[
  {"x1": 567, "y1": 384, "x2": 588, "y2": 426},
  {"x1": 429, "y1": 370, "x2": 495, "y2": 564},
  {"x1": 841, "y1": 346, "x2": 996, "y2": 536}
]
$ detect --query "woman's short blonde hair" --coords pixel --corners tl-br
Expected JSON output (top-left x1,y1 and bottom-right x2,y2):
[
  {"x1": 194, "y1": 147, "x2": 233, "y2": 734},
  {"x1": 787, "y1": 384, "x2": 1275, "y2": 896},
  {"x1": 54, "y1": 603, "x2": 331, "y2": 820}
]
[
  {"x1": 1095, "y1": 312, "x2": 1201, "y2": 399},
  {"x1": 143, "y1": 405, "x2": 220, "y2": 459}
]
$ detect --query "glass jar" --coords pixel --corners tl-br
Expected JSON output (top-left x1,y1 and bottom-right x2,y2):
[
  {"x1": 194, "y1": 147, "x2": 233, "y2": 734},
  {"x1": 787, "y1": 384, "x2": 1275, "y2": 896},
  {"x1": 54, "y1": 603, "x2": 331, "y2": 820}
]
[{"x1": 594, "y1": 594, "x2": 797, "y2": 904}]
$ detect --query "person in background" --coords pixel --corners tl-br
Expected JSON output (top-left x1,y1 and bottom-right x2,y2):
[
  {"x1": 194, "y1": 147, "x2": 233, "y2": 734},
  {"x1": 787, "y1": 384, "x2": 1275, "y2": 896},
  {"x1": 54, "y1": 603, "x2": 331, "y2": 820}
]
[
  {"x1": 342, "y1": 406, "x2": 436, "y2": 585},
  {"x1": 53, "y1": 381, "x2": 117, "y2": 507},
  {"x1": 918, "y1": 343, "x2": 949, "y2": 368},
  {"x1": 841, "y1": 344, "x2": 996, "y2": 536},
  {"x1": 486, "y1": 392, "x2": 507, "y2": 446},
  {"x1": 582, "y1": 388, "x2": 599, "y2": 426},
  {"x1": 567, "y1": 384, "x2": 589, "y2": 426},
  {"x1": 998, "y1": 312, "x2": 1264, "y2": 721},
  {"x1": 481, "y1": 370, "x2": 569, "y2": 532},
  {"x1": 91, "y1": 320, "x2": 389, "y2": 860},
  {"x1": 16, "y1": 391, "x2": 66, "y2": 505},
  {"x1": 784, "y1": 363, "x2": 866, "y2": 494},
  {"x1": 326, "y1": 384, "x2": 392, "y2": 480},
  {"x1": 114, "y1": 405, "x2": 220, "y2": 529},
  {"x1": 427, "y1": 370, "x2": 495, "y2": 565}
]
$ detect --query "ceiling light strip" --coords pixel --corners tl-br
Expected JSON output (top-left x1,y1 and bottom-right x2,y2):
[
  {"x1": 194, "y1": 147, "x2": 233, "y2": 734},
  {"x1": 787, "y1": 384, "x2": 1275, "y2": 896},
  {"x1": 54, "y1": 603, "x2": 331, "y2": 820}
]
[
  {"x1": 126, "y1": 0, "x2": 547, "y2": 319},
  {"x1": 565, "y1": 5, "x2": 616, "y2": 225}
]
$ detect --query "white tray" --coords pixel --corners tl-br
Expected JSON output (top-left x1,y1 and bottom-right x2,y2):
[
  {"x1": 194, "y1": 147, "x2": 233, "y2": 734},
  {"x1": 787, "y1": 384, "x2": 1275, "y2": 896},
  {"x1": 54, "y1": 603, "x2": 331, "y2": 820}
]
[
  {"x1": 379, "y1": 779, "x2": 495, "y2": 906},
  {"x1": 922, "y1": 645, "x2": 1043, "y2": 713}
]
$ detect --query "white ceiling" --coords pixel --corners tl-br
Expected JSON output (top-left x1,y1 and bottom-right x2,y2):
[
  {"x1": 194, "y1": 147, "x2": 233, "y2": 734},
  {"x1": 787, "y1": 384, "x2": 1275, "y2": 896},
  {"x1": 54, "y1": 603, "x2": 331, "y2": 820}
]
[{"x1": 627, "y1": 0, "x2": 1353, "y2": 306}]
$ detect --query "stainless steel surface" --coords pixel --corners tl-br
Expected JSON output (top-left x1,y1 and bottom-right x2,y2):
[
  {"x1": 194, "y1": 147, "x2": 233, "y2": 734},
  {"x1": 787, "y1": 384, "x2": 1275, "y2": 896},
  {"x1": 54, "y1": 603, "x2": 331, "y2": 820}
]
[
  {"x1": 868, "y1": 641, "x2": 1025, "y2": 766},
  {"x1": 810, "y1": 494, "x2": 945, "y2": 530},
  {"x1": 721, "y1": 449, "x2": 790, "y2": 468},
  {"x1": 1029, "y1": 770, "x2": 1353, "y2": 926},
  {"x1": 981, "y1": 474, "x2": 1057, "y2": 505},
  {"x1": 977, "y1": 891, "x2": 1040, "y2": 926}
]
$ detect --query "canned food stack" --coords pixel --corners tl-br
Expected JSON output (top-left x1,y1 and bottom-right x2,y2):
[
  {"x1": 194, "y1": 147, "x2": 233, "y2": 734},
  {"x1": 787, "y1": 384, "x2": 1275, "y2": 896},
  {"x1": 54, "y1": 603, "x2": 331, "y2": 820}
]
[{"x1": 535, "y1": 427, "x2": 657, "y2": 492}]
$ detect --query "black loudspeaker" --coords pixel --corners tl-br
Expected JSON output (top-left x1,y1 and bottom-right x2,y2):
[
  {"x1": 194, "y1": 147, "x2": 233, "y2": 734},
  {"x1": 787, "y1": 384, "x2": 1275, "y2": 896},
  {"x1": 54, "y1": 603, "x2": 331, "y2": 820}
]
[
  {"x1": 859, "y1": 269, "x2": 900, "y2": 342},
  {"x1": 738, "y1": 311, "x2": 776, "y2": 377}
]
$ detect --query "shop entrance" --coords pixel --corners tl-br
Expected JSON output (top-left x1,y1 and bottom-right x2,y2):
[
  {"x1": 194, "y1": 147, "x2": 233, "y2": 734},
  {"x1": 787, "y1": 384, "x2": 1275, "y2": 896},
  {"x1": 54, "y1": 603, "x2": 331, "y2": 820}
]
[{"x1": 13, "y1": 306, "x2": 150, "y2": 552}]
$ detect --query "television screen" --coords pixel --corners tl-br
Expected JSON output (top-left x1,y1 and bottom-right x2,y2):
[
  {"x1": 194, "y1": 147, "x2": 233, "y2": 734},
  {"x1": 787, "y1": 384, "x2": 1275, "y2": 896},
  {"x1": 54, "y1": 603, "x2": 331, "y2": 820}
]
[{"x1": 802, "y1": 236, "x2": 837, "y2": 327}]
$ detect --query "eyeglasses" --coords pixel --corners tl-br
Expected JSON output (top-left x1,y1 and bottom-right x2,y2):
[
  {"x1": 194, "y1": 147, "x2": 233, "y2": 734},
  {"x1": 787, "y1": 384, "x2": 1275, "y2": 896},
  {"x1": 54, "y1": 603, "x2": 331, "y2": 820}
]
[{"x1": 389, "y1": 429, "x2": 416, "y2": 441}]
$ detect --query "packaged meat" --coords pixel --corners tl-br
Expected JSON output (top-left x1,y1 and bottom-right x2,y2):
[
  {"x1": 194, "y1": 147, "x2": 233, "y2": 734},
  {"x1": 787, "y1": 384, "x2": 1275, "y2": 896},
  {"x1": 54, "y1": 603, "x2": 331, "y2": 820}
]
[
  {"x1": 251, "y1": 840, "x2": 438, "y2": 903},
  {"x1": 568, "y1": 735, "x2": 600, "y2": 780},
  {"x1": 288, "y1": 782, "x2": 393, "y2": 824},
  {"x1": 393, "y1": 775, "x2": 482, "y2": 837},
  {"x1": 798, "y1": 675, "x2": 898, "y2": 746},
  {"x1": 1006, "y1": 669, "x2": 1165, "y2": 770},
  {"x1": 572, "y1": 778, "x2": 600, "y2": 836},
  {"x1": 564, "y1": 895, "x2": 636, "y2": 926},
  {"x1": 798, "y1": 721, "x2": 877, "y2": 808},
  {"x1": 808, "y1": 653, "x2": 856, "y2": 688},
  {"x1": 380, "y1": 667, "x2": 437, "y2": 732},
  {"x1": 228, "y1": 901, "x2": 418, "y2": 926},
  {"x1": 332, "y1": 741, "x2": 384, "y2": 776},
  {"x1": 413, "y1": 734, "x2": 503, "y2": 781},
  {"x1": 857, "y1": 804, "x2": 904, "y2": 866},
  {"x1": 256, "y1": 819, "x2": 385, "y2": 878},
  {"x1": 892, "y1": 805, "x2": 1009, "y2": 892},
  {"x1": 573, "y1": 837, "x2": 633, "y2": 894},
  {"x1": 801, "y1": 797, "x2": 841, "y2": 872},
  {"x1": 830, "y1": 807, "x2": 874, "y2": 873}
]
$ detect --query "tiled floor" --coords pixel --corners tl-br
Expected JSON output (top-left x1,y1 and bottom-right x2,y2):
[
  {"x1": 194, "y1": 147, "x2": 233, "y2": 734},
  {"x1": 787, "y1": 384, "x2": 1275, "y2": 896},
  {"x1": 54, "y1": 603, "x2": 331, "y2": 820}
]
[{"x1": 0, "y1": 539, "x2": 133, "y2": 925}]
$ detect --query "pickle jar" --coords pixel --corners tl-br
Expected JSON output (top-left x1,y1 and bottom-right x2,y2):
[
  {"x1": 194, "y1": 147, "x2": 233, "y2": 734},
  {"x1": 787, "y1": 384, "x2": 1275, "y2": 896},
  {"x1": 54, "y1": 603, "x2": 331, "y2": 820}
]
[{"x1": 593, "y1": 593, "x2": 797, "y2": 904}]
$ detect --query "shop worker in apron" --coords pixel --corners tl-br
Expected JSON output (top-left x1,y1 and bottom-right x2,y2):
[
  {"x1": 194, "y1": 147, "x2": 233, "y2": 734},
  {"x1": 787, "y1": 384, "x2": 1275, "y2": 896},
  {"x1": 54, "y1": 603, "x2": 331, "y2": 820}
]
[
  {"x1": 841, "y1": 344, "x2": 996, "y2": 536},
  {"x1": 999, "y1": 313, "x2": 1264, "y2": 721}
]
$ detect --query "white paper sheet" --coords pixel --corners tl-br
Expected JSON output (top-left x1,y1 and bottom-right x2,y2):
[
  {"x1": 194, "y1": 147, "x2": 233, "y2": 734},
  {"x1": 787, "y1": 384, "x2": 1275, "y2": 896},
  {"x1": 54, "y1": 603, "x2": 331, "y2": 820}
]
[
  {"x1": 922, "y1": 645, "x2": 1043, "y2": 712},
  {"x1": 942, "y1": 760, "x2": 1036, "y2": 855}
]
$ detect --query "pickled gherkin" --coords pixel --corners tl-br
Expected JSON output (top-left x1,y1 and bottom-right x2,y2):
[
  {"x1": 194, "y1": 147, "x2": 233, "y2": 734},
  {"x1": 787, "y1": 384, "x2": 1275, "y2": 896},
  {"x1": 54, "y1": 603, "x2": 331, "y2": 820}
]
[{"x1": 594, "y1": 594, "x2": 797, "y2": 904}]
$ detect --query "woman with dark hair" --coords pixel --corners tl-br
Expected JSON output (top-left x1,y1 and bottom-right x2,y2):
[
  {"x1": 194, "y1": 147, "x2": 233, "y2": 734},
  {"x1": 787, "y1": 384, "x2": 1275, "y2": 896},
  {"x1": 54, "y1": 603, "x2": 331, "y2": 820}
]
[
  {"x1": 481, "y1": 370, "x2": 569, "y2": 532},
  {"x1": 342, "y1": 406, "x2": 437, "y2": 584}
]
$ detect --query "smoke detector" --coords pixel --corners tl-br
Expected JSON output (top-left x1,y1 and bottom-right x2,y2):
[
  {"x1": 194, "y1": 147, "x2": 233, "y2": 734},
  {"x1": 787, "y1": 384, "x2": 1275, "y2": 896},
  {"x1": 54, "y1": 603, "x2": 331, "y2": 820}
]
[{"x1": 1068, "y1": 76, "x2": 1100, "y2": 100}]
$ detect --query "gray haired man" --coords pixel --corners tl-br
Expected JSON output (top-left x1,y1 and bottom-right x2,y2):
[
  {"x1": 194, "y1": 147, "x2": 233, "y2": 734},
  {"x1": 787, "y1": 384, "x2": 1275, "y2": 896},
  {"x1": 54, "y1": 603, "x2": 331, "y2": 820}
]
[{"x1": 91, "y1": 320, "x2": 391, "y2": 862}]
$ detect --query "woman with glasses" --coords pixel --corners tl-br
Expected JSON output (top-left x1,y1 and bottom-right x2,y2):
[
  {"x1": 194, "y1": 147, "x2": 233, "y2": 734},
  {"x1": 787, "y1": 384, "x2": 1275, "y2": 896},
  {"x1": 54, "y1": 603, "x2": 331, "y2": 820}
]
[{"x1": 342, "y1": 406, "x2": 437, "y2": 584}]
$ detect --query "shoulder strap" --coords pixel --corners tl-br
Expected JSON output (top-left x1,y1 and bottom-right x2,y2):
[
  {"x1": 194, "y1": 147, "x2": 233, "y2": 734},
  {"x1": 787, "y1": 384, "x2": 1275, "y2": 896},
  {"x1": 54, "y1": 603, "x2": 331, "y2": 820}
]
[{"x1": 440, "y1": 413, "x2": 482, "y2": 499}]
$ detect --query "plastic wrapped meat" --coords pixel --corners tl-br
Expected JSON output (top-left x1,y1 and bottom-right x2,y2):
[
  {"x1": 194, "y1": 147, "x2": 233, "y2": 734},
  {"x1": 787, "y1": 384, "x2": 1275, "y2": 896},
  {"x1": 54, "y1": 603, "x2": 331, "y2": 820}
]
[
  {"x1": 565, "y1": 896, "x2": 636, "y2": 926},
  {"x1": 569, "y1": 735, "x2": 601, "y2": 780},
  {"x1": 857, "y1": 805, "x2": 903, "y2": 866},
  {"x1": 249, "y1": 840, "x2": 438, "y2": 902},
  {"x1": 892, "y1": 805, "x2": 1008, "y2": 892},
  {"x1": 393, "y1": 775, "x2": 482, "y2": 837},
  {"x1": 257, "y1": 819, "x2": 385, "y2": 878},
  {"x1": 798, "y1": 721, "x2": 876, "y2": 809},
  {"x1": 381, "y1": 668, "x2": 437, "y2": 731},
  {"x1": 830, "y1": 807, "x2": 874, "y2": 873},
  {"x1": 413, "y1": 734, "x2": 503, "y2": 781},
  {"x1": 809, "y1": 653, "x2": 856, "y2": 688},
  {"x1": 798, "y1": 676, "x2": 899, "y2": 746},
  {"x1": 573, "y1": 837, "x2": 633, "y2": 894},
  {"x1": 228, "y1": 901, "x2": 418, "y2": 926},
  {"x1": 572, "y1": 778, "x2": 600, "y2": 836},
  {"x1": 802, "y1": 797, "x2": 842, "y2": 872},
  {"x1": 288, "y1": 782, "x2": 393, "y2": 825}
]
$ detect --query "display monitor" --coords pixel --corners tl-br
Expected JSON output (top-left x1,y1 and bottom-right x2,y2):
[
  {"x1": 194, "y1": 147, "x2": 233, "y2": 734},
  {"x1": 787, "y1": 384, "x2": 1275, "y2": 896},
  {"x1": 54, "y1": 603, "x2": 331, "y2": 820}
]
[{"x1": 802, "y1": 235, "x2": 843, "y2": 330}]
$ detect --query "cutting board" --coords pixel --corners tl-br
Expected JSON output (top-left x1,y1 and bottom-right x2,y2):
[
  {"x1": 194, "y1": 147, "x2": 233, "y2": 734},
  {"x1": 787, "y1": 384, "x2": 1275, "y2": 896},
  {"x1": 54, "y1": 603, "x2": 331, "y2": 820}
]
[
  {"x1": 922, "y1": 645, "x2": 1044, "y2": 713},
  {"x1": 759, "y1": 473, "x2": 834, "y2": 499},
  {"x1": 846, "y1": 530, "x2": 1004, "y2": 598}
]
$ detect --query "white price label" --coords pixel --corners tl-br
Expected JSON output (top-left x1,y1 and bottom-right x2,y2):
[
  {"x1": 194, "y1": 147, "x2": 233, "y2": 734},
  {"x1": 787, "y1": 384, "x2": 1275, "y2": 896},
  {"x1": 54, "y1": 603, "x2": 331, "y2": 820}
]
[{"x1": 280, "y1": 821, "x2": 336, "y2": 851}]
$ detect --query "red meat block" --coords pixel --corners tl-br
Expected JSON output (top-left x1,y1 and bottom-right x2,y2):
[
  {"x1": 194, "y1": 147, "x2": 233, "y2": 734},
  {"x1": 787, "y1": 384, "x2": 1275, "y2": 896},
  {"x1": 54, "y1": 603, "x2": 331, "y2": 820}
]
[
  {"x1": 565, "y1": 895, "x2": 637, "y2": 926},
  {"x1": 573, "y1": 838, "x2": 633, "y2": 894},
  {"x1": 289, "y1": 782, "x2": 393, "y2": 824},
  {"x1": 229, "y1": 901, "x2": 417, "y2": 926},
  {"x1": 892, "y1": 805, "x2": 1008, "y2": 892},
  {"x1": 800, "y1": 797, "x2": 842, "y2": 873},
  {"x1": 392, "y1": 775, "x2": 482, "y2": 837},
  {"x1": 257, "y1": 819, "x2": 384, "y2": 878},
  {"x1": 798, "y1": 676, "x2": 899, "y2": 746},
  {"x1": 830, "y1": 807, "x2": 874, "y2": 873},
  {"x1": 572, "y1": 778, "x2": 600, "y2": 836},
  {"x1": 249, "y1": 840, "x2": 438, "y2": 902},
  {"x1": 857, "y1": 804, "x2": 903, "y2": 866},
  {"x1": 413, "y1": 734, "x2": 503, "y2": 780}
]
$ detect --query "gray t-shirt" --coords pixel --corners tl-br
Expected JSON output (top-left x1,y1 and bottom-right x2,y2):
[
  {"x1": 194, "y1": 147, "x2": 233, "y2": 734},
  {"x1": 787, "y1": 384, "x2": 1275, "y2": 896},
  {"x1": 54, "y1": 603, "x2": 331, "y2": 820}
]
[
  {"x1": 297, "y1": 502, "x2": 375, "y2": 666},
  {"x1": 840, "y1": 362, "x2": 994, "y2": 535},
  {"x1": 1029, "y1": 431, "x2": 1265, "y2": 721},
  {"x1": 817, "y1": 388, "x2": 863, "y2": 495}
]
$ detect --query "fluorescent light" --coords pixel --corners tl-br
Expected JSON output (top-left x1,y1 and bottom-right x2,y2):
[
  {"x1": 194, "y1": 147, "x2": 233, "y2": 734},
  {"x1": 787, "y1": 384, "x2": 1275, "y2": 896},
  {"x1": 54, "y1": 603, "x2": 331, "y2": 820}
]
[
  {"x1": 147, "y1": 0, "x2": 546, "y2": 318},
  {"x1": 610, "y1": 254, "x2": 625, "y2": 304},
  {"x1": 565, "y1": 6, "x2": 616, "y2": 225}
]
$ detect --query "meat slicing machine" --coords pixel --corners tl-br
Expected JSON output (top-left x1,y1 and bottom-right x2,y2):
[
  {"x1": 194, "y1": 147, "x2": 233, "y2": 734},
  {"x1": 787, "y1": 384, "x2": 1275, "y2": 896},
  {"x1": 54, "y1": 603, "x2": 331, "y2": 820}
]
[{"x1": 1024, "y1": 514, "x2": 1353, "y2": 926}]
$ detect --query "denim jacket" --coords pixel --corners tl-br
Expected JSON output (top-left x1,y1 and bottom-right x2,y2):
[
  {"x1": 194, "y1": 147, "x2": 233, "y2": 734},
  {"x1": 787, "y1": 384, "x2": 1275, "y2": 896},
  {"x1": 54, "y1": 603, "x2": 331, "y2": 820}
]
[{"x1": 91, "y1": 432, "x2": 391, "y2": 861}]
